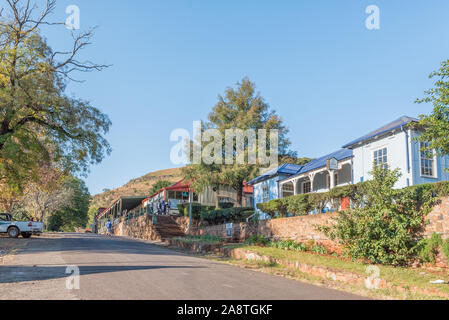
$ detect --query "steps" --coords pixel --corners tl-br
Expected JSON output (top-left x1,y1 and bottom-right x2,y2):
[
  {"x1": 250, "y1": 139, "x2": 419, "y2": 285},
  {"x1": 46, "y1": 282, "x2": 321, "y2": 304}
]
[{"x1": 153, "y1": 216, "x2": 185, "y2": 241}]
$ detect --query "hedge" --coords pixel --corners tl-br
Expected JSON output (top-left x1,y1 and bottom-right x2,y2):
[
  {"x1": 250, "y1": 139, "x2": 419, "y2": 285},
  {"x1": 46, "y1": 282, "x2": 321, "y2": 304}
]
[
  {"x1": 177, "y1": 203, "x2": 216, "y2": 219},
  {"x1": 201, "y1": 207, "x2": 254, "y2": 225},
  {"x1": 218, "y1": 202, "x2": 235, "y2": 209},
  {"x1": 257, "y1": 181, "x2": 449, "y2": 218}
]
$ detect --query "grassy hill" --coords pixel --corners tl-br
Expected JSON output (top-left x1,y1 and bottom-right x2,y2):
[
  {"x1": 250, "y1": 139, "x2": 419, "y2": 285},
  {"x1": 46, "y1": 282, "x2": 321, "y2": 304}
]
[{"x1": 90, "y1": 167, "x2": 184, "y2": 212}]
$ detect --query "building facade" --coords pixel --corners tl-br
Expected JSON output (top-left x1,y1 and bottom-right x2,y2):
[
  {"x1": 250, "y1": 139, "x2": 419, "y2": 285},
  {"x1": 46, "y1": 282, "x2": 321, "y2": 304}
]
[
  {"x1": 251, "y1": 116, "x2": 449, "y2": 218},
  {"x1": 344, "y1": 116, "x2": 449, "y2": 189},
  {"x1": 248, "y1": 164, "x2": 303, "y2": 219}
]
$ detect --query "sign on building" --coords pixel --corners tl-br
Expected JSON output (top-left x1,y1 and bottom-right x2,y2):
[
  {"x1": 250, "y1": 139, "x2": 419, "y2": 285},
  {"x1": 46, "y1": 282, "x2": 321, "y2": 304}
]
[
  {"x1": 327, "y1": 158, "x2": 339, "y2": 171},
  {"x1": 226, "y1": 223, "x2": 233, "y2": 238}
]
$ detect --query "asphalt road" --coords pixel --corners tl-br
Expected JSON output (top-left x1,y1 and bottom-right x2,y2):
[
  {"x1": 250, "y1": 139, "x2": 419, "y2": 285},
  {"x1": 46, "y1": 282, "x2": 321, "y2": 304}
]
[{"x1": 0, "y1": 233, "x2": 365, "y2": 300}]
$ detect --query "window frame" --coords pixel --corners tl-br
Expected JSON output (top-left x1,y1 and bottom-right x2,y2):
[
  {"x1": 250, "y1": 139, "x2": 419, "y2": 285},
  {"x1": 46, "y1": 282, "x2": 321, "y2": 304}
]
[
  {"x1": 262, "y1": 184, "x2": 269, "y2": 202},
  {"x1": 302, "y1": 181, "x2": 311, "y2": 194},
  {"x1": 373, "y1": 147, "x2": 388, "y2": 169},
  {"x1": 419, "y1": 141, "x2": 437, "y2": 179}
]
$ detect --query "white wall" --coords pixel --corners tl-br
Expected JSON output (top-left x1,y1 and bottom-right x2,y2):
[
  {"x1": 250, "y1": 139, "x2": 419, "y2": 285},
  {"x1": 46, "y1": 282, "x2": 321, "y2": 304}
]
[{"x1": 352, "y1": 130, "x2": 412, "y2": 189}]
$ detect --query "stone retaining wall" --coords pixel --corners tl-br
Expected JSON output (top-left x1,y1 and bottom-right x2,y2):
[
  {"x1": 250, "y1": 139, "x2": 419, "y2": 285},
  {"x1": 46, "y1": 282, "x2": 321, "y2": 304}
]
[
  {"x1": 109, "y1": 197, "x2": 449, "y2": 254},
  {"x1": 113, "y1": 215, "x2": 161, "y2": 241},
  {"x1": 193, "y1": 197, "x2": 449, "y2": 253}
]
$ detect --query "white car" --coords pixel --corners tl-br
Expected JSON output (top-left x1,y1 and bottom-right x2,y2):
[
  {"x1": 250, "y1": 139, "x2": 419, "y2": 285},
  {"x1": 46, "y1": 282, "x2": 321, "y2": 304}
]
[{"x1": 0, "y1": 213, "x2": 44, "y2": 238}]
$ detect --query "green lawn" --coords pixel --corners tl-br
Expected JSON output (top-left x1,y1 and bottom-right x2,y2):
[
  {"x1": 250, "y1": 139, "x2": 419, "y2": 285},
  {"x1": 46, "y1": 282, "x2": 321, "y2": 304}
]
[
  {"x1": 171, "y1": 235, "x2": 223, "y2": 245},
  {"x1": 221, "y1": 245, "x2": 449, "y2": 300}
]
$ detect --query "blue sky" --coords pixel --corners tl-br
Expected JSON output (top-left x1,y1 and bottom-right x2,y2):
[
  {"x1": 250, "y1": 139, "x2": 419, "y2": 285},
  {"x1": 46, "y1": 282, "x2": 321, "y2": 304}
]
[{"x1": 40, "y1": 0, "x2": 449, "y2": 195}]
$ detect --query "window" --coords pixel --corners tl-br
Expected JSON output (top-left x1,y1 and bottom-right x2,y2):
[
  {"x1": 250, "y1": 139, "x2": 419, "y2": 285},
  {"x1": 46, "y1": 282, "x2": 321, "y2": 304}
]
[
  {"x1": 303, "y1": 181, "x2": 311, "y2": 194},
  {"x1": 282, "y1": 183, "x2": 295, "y2": 198},
  {"x1": 420, "y1": 142, "x2": 436, "y2": 177},
  {"x1": 262, "y1": 185, "x2": 269, "y2": 201},
  {"x1": 374, "y1": 148, "x2": 388, "y2": 169}
]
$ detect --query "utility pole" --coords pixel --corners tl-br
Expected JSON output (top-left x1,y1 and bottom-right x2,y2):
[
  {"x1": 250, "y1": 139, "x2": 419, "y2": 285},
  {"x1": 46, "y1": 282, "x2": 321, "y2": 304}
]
[{"x1": 188, "y1": 190, "x2": 193, "y2": 235}]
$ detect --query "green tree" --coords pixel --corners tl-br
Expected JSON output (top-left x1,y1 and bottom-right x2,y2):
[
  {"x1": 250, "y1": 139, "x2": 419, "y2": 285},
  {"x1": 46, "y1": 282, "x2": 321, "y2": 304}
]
[
  {"x1": 0, "y1": 0, "x2": 111, "y2": 189},
  {"x1": 415, "y1": 59, "x2": 449, "y2": 157},
  {"x1": 322, "y1": 165, "x2": 428, "y2": 266},
  {"x1": 183, "y1": 78, "x2": 292, "y2": 206},
  {"x1": 279, "y1": 154, "x2": 313, "y2": 166},
  {"x1": 48, "y1": 176, "x2": 90, "y2": 232},
  {"x1": 150, "y1": 180, "x2": 172, "y2": 194}
]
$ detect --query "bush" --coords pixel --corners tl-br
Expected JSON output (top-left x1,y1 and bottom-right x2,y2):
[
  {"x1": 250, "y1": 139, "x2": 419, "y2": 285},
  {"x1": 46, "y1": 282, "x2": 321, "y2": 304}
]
[
  {"x1": 173, "y1": 235, "x2": 223, "y2": 244},
  {"x1": 270, "y1": 240, "x2": 307, "y2": 252},
  {"x1": 218, "y1": 202, "x2": 234, "y2": 209},
  {"x1": 258, "y1": 177, "x2": 449, "y2": 218},
  {"x1": 257, "y1": 199, "x2": 288, "y2": 218},
  {"x1": 311, "y1": 244, "x2": 327, "y2": 255},
  {"x1": 177, "y1": 204, "x2": 216, "y2": 219},
  {"x1": 418, "y1": 233, "x2": 443, "y2": 264},
  {"x1": 442, "y1": 239, "x2": 449, "y2": 264},
  {"x1": 321, "y1": 166, "x2": 432, "y2": 266},
  {"x1": 245, "y1": 235, "x2": 270, "y2": 246},
  {"x1": 201, "y1": 207, "x2": 254, "y2": 224}
]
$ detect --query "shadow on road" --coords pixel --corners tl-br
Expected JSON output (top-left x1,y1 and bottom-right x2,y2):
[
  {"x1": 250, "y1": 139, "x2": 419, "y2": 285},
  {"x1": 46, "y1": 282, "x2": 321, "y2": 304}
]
[
  {"x1": 0, "y1": 265, "x2": 204, "y2": 284},
  {"x1": 7, "y1": 234, "x2": 182, "y2": 257}
]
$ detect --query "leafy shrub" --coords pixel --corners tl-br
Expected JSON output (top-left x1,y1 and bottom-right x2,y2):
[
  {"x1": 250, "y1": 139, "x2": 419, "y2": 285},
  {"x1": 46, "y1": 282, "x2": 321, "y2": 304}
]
[
  {"x1": 270, "y1": 240, "x2": 307, "y2": 252},
  {"x1": 311, "y1": 244, "x2": 327, "y2": 255},
  {"x1": 257, "y1": 199, "x2": 288, "y2": 218},
  {"x1": 321, "y1": 166, "x2": 432, "y2": 266},
  {"x1": 245, "y1": 235, "x2": 270, "y2": 246},
  {"x1": 258, "y1": 175, "x2": 449, "y2": 218},
  {"x1": 442, "y1": 239, "x2": 449, "y2": 264},
  {"x1": 177, "y1": 204, "x2": 216, "y2": 219},
  {"x1": 201, "y1": 207, "x2": 254, "y2": 224},
  {"x1": 218, "y1": 202, "x2": 234, "y2": 209},
  {"x1": 173, "y1": 235, "x2": 223, "y2": 244},
  {"x1": 418, "y1": 233, "x2": 443, "y2": 264}
]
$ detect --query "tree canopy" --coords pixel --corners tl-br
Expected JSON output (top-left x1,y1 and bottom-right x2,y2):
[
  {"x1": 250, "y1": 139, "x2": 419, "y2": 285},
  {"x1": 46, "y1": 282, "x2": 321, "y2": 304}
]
[
  {"x1": 183, "y1": 77, "x2": 294, "y2": 206},
  {"x1": 150, "y1": 180, "x2": 172, "y2": 195},
  {"x1": 415, "y1": 59, "x2": 449, "y2": 156},
  {"x1": 47, "y1": 176, "x2": 90, "y2": 232},
  {"x1": 0, "y1": 0, "x2": 111, "y2": 189}
]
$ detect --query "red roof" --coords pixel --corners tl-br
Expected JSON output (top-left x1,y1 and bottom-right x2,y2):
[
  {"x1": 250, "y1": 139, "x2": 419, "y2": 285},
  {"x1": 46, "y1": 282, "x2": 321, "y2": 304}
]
[
  {"x1": 243, "y1": 182, "x2": 253, "y2": 194},
  {"x1": 142, "y1": 180, "x2": 192, "y2": 204},
  {"x1": 142, "y1": 180, "x2": 253, "y2": 205}
]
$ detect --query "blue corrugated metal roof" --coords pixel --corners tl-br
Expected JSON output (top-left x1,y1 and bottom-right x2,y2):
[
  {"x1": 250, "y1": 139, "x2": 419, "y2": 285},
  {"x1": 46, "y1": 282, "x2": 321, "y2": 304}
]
[
  {"x1": 298, "y1": 149, "x2": 353, "y2": 175},
  {"x1": 247, "y1": 163, "x2": 303, "y2": 185},
  {"x1": 343, "y1": 116, "x2": 418, "y2": 149},
  {"x1": 280, "y1": 149, "x2": 353, "y2": 182}
]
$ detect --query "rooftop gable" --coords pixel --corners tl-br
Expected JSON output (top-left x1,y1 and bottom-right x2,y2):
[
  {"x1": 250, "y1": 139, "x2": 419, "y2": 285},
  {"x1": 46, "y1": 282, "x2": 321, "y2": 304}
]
[
  {"x1": 293, "y1": 149, "x2": 353, "y2": 177},
  {"x1": 247, "y1": 163, "x2": 303, "y2": 185},
  {"x1": 343, "y1": 116, "x2": 418, "y2": 149}
]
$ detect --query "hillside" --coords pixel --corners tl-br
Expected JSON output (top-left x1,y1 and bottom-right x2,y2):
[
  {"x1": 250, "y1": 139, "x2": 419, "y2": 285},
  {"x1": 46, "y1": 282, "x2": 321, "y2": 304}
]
[{"x1": 90, "y1": 167, "x2": 184, "y2": 211}]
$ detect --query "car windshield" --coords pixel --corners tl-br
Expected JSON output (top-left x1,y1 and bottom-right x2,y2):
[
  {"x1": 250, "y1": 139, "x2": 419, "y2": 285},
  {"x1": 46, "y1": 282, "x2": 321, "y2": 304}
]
[{"x1": 0, "y1": 214, "x2": 9, "y2": 221}]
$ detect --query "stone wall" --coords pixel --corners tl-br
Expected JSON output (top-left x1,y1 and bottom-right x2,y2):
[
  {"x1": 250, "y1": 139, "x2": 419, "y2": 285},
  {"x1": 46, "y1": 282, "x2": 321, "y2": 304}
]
[
  {"x1": 193, "y1": 197, "x2": 449, "y2": 253},
  {"x1": 193, "y1": 213, "x2": 339, "y2": 252},
  {"x1": 424, "y1": 197, "x2": 449, "y2": 239},
  {"x1": 109, "y1": 197, "x2": 449, "y2": 252},
  {"x1": 113, "y1": 215, "x2": 161, "y2": 241}
]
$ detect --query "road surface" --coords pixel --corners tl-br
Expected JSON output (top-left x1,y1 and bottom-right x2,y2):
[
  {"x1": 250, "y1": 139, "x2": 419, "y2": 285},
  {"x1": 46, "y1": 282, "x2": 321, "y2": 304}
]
[{"x1": 0, "y1": 233, "x2": 365, "y2": 300}]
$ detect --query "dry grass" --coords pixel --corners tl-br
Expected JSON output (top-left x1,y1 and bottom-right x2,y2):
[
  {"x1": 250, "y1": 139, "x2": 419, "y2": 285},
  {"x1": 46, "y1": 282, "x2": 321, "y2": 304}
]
[
  {"x1": 90, "y1": 167, "x2": 184, "y2": 209},
  {"x1": 207, "y1": 245, "x2": 449, "y2": 300}
]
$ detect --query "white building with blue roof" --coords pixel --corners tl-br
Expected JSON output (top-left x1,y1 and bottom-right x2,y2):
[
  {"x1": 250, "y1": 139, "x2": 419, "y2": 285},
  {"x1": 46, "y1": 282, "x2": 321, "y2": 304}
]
[
  {"x1": 248, "y1": 164, "x2": 303, "y2": 219},
  {"x1": 344, "y1": 116, "x2": 449, "y2": 189},
  {"x1": 249, "y1": 116, "x2": 449, "y2": 218}
]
